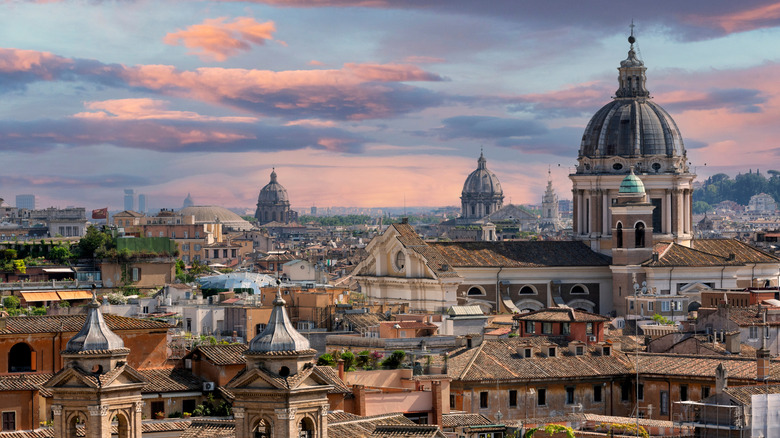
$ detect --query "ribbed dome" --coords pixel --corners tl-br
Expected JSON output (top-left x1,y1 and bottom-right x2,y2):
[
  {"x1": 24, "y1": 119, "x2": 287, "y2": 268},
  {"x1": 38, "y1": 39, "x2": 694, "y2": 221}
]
[
  {"x1": 579, "y1": 37, "x2": 685, "y2": 160},
  {"x1": 179, "y1": 205, "x2": 253, "y2": 231},
  {"x1": 462, "y1": 152, "x2": 503, "y2": 197},
  {"x1": 64, "y1": 290, "x2": 126, "y2": 353},
  {"x1": 248, "y1": 289, "x2": 312, "y2": 354},
  {"x1": 257, "y1": 170, "x2": 290, "y2": 204}
]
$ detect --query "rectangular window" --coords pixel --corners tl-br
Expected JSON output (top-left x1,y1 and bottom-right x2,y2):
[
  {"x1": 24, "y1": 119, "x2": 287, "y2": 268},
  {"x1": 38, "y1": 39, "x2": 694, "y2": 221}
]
[
  {"x1": 2, "y1": 412, "x2": 15, "y2": 431},
  {"x1": 183, "y1": 399, "x2": 196, "y2": 415},
  {"x1": 562, "y1": 322, "x2": 570, "y2": 335},
  {"x1": 183, "y1": 255, "x2": 189, "y2": 263},
  {"x1": 661, "y1": 301, "x2": 670, "y2": 312},
  {"x1": 525, "y1": 321, "x2": 535, "y2": 334},
  {"x1": 524, "y1": 348, "x2": 532, "y2": 358},
  {"x1": 159, "y1": 231, "x2": 164, "y2": 237},
  {"x1": 648, "y1": 301, "x2": 654, "y2": 312},
  {"x1": 131, "y1": 267, "x2": 140, "y2": 282},
  {"x1": 537, "y1": 388, "x2": 546, "y2": 406},
  {"x1": 542, "y1": 322, "x2": 552, "y2": 334},
  {"x1": 479, "y1": 391, "x2": 488, "y2": 409},
  {"x1": 651, "y1": 198, "x2": 663, "y2": 233},
  {"x1": 151, "y1": 401, "x2": 165, "y2": 418},
  {"x1": 750, "y1": 326, "x2": 759, "y2": 339},
  {"x1": 629, "y1": 300, "x2": 634, "y2": 310},
  {"x1": 576, "y1": 346, "x2": 584, "y2": 356},
  {"x1": 184, "y1": 231, "x2": 188, "y2": 238},
  {"x1": 509, "y1": 390, "x2": 517, "y2": 408},
  {"x1": 565, "y1": 387, "x2": 575, "y2": 404},
  {"x1": 450, "y1": 394, "x2": 455, "y2": 410},
  {"x1": 702, "y1": 385, "x2": 711, "y2": 399},
  {"x1": 195, "y1": 231, "x2": 200, "y2": 238},
  {"x1": 548, "y1": 347, "x2": 556, "y2": 357},
  {"x1": 223, "y1": 249, "x2": 228, "y2": 258},
  {"x1": 660, "y1": 391, "x2": 669, "y2": 415},
  {"x1": 586, "y1": 323, "x2": 593, "y2": 335},
  {"x1": 194, "y1": 244, "x2": 201, "y2": 251},
  {"x1": 231, "y1": 249, "x2": 237, "y2": 257},
  {"x1": 147, "y1": 231, "x2": 152, "y2": 237},
  {"x1": 638, "y1": 383, "x2": 644, "y2": 401},
  {"x1": 621, "y1": 383, "x2": 630, "y2": 402},
  {"x1": 194, "y1": 255, "x2": 200, "y2": 261},
  {"x1": 680, "y1": 384, "x2": 688, "y2": 401},
  {"x1": 593, "y1": 385, "x2": 602, "y2": 403}
]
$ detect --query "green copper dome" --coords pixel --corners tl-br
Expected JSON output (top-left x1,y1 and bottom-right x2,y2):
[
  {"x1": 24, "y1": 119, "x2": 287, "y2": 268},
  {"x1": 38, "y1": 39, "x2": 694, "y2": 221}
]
[{"x1": 619, "y1": 171, "x2": 645, "y2": 194}]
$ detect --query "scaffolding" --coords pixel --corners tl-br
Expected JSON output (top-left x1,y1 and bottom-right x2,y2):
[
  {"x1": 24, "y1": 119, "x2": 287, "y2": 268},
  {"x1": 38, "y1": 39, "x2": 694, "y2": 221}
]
[{"x1": 675, "y1": 400, "x2": 746, "y2": 438}]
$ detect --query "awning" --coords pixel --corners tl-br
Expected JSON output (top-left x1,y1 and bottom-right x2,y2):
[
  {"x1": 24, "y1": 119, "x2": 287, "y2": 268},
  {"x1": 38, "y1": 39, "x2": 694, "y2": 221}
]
[
  {"x1": 20, "y1": 291, "x2": 60, "y2": 302},
  {"x1": 502, "y1": 297, "x2": 522, "y2": 314},
  {"x1": 42, "y1": 268, "x2": 75, "y2": 273},
  {"x1": 57, "y1": 290, "x2": 93, "y2": 300}
]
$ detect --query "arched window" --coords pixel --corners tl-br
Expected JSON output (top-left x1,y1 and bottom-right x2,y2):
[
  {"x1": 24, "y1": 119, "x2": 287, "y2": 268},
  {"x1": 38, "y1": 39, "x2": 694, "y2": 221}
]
[
  {"x1": 467, "y1": 287, "x2": 484, "y2": 296},
  {"x1": 471, "y1": 205, "x2": 476, "y2": 216},
  {"x1": 300, "y1": 417, "x2": 315, "y2": 438},
  {"x1": 253, "y1": 419, "x2": 270, "y2": 438},
  {"x1": 9, "y1": 343, "x2": 34, "y2": 372},
  {"x1": 570, "y1": 285, "x2": 588, "y2": 295},
  {"x1": 635, "y1": 222, "x2": 646, "y2": 248},
  {"x1": 519, "y1": 286, "x2": 535, "y2": 295},
  {"x1": 616, "y1": 222, "x2": 623, "y2": 248},
  {"x1": 68, "y1": 413, "x2": 87, "y2": 438},
  {"x1": 394, "y1": 251, "x2": 405, "y2": 271},
  {"x1": 485, "y1": 205, "x2": 490, "y2": 215}
]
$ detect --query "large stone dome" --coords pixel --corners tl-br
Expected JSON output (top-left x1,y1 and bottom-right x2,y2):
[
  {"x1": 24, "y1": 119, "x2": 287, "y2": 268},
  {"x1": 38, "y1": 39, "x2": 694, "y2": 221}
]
[
  {"x1": 576, "y1": 36, "x2": 688, "y2": 175},
  {"x1": 460, "y1": 152, "x2": 504, "y2": 220},
  {"x1": 462, "y1": 152, "x2": 503, "y2": 197},
  {"x1": 179, "y1": 205, "x2": 253, "y2": 231},
  {"x1": 257, "y1": 170, "x2": 289, "y2": 204}
]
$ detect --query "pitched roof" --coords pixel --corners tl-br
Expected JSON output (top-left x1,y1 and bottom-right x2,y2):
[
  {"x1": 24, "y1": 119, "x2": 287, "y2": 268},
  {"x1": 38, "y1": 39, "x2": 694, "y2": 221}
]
[
  {"x1": 447, "y1": 338, "x2": 632, "y2": 383},
  {"x1": 1, "y1": 313, "x2": 171, "y2": 335},
  {"x1": 514, "y1": 307, "x2": 610, "y2": 323},
  {"x1": 636, "y1": 353, "x2": 780, "y2": 381},
  {"x1": 723, "y1": 305, "x2": 780, "y2": 327},
  {"x1": 441, "y1": 413, "x2": 494, "y2": 428},
  {"x1": 369, "y1": 424, "x2": 446, "y2": 438},
  {"x1": 429, "y1": 241, "x2": 612, "y2": 268},
  {"x1": 724, "y1": 383, "x2": 780, "y2": 405},
  {"x1": 382, "y1": 321, "x2": 437, "y2": 330},
  {"x1": 139, "y1": 368, "x2": 202, "y2": 393},
  {"x1": 313, "y1": 365, "x2": 352, "y2": 394},
  {"x1": 0, "y1": 421, "x2": 191, "y2": 438},
  {"x1": 342, "y1": 312, "x2": 388, "y2": 332},
  {"x1": 328, "y1": 412, "x2": 416, "y2": 438},
  {"x1": 178, "y1": 419, "x2": 235, "y2": 438},
  {"x1": 645, "y1": 239, "x2": 780, "y2": 267},
  {"x1": 195, "y1": 344, "x2": 248, "y2": 365},
  {"x1": 391, "y1": 223, "x2": 459, "y2": 278},
  {"x1": 0, "y1": 373, "x2": 53, "y2": 395}
]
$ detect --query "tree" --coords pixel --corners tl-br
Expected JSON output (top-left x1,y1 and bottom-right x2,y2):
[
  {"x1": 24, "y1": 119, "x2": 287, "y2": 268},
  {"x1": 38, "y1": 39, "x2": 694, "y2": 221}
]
[
  {"x1": 78, "y1": 226, "x2": 113, "y2": 258},
  {"x1": 2, "y1": 296, "x2": 20, "y2": 309},
  {"x1": 693, "y1": 201, "x2": 712, "y2": 214},
  {"x1": 381, "y1": 350, "x2": 406, "y2": 369},
  {"x1": 524, "y1": 424, "x2": 575, "y2": 438},
  {"x1": 340, "y1": 351, "x2": 356, "y2": 371},
  {"x1": 49, "y1": 245, "x2": 72, "y2": 264},
  {"x1": 316, "y1": 353, "x2": 336, "y2": 367}
]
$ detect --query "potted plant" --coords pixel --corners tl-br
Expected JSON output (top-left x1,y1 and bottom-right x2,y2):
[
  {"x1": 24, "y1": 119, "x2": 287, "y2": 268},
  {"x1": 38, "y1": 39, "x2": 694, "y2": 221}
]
[{"x1": 154, "y1": 411, "x2": 165, "y2": 420}]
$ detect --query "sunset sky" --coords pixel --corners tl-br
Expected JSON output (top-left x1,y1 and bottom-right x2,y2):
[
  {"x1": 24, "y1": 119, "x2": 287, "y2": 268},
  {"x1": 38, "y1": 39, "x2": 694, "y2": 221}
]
[{"x1": 3, "y1": 1, "x2": 780, "y2": 212}]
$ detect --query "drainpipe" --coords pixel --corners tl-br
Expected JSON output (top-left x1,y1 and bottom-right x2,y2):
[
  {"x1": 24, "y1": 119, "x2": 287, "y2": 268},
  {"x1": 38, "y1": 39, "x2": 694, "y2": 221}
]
[{"x1": 496, "y1": 266, "x2": 504, "y2": 314}]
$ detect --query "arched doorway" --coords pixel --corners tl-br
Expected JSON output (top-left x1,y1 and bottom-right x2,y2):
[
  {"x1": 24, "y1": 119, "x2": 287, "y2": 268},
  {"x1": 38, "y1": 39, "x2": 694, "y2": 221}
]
[
  {"x1": 8, "y1": 343, "x2": 33, "y2": 372},
  {"x1": 253, "y1": 418, "x2": 271, "y2": 438},
  {"x1": 300, "y1": 417, "x2": 315, "y2": 438},
  {"x1": 67, "y1": 412, "x2": 87, "y2": 438}
]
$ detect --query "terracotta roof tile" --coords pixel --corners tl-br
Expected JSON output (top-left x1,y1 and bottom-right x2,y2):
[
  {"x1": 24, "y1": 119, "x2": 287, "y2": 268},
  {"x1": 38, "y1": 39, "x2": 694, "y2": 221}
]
[
  {"x1": 392, "y1": 223, "x2": 460, "y2": 278},
  {"x1": 645, "y1": 239, "x2": 780, "y2": 267},
  {"x1": 635, "y1": 353, "x2": 780, "y2": 381},
  {"x1": 724, "y1": 383, "x2": 780, "y2": 405},
  {"x1": 329, "y1": 412, "x2": 416, "y2": 438},
  {"x1": 369, "y1": 424, "x2": 445, "y2": 437},
  {"x1": 441, "y1": 413, "x2": 493, "y2": 428},
  {"x1": 195, "y1": 344, "x2": 248, "y2": 365},
  {"x1": 0, "y1": 314, "x2": 171, "y2": 335},
  {"x1": 139, "y1": 368, "x2": 202, "y2": 393},
  {"x1": 429, "y1": 240, "x2": 612, "y2": 268},
  {"x1": 313, "y1": 365, "x2": 352, "y2": 394},
  {"x1": 514, "y1": 307, "x2": 610, "y2": 323},
  {"x1": 0, "y1": 373, "x2": 53, "y2": 393},
  {"x1": 178, "y1": 419, "x2": 235, "y2": 438}
]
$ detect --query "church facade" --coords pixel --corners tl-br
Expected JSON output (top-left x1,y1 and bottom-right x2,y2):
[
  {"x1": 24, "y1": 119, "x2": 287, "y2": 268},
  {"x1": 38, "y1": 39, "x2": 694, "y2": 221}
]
[{"x1": 356, "y1": 34, "x2": 780, "y2": 318}]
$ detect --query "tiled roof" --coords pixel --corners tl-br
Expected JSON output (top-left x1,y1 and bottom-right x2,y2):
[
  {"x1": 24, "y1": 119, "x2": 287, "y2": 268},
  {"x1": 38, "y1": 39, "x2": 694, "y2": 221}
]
[
  {"x1": 139, "y1": 368, "x2": 202, "y2": 393},
  {"x1": 0, "y1": 373, "x2": 53, "y2": 393},
  {"x1": 392, "y1": 223, "x2": 460, "y2": 278},
  {"x1": 723, "y1": 305, "x2": 780, "y2": 327},
  {"x1": 645, "y1": 239, "x2": 780, "y2": 267},
  {"x1": 724, "y1": 383, "x2": 780, "y2": 405},
  {"x1": 441, "y1": 413, "x2": 493, "y2": 428},
  {"x1": 328, "y1": 412, "x2": 415, "y2": 438},
  {"x1": 447, "y1": 339, "x2": 633, "y2": 383},
  {"x1": 382, "y1": 321, "x2": 437, "y2": 330},
  {"x1": 314, "y1": 365, "x2": 352, "y2": 394},
  {"x1": 178, "y1": 419, "x2": 235, "y2": 438},
  {"x1": 514, "y1": 307, "x2": 610, "y2": 323},
  {"x1": 196, "y1": 344, "x2": 248, "y2": 365},
  {"x1": 369, "y1": 424, "x2": 445, "y2": 438},
  {"x1": 0, "y1": 313, "x2": 171, "y2": 334},
  {"x1": 636, "y1": 353, "x2": 780, "y2": 381},
  {"x1": 0, "y1": 420, "x2": 191, "y2": 438},
  {"x1": 429, "y1": 240, "x2": 612, "y2": 268}
]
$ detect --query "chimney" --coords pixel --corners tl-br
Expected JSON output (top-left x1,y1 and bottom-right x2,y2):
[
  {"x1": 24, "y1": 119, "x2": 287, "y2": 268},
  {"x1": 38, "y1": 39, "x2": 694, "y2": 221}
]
[
  {"x1": 715, "y1": 363, "x2": 728, "y2": 395},
  {"x1": 0, "y1": 312, "x2": 6, "y2": 331},
  {"x1": 725, "y1": 332, "x2": 741, "y2": 354},
  {"x1": 353, "y1": 384, "x2": 366, "y2": 416},
  {"x1": 466, "y1": 335, "x2": 472, "y2": 349},
  {"x1": 431, "y1": 380, "x2": 443, "y2": 426},
  {"x1": 757, "y1": 310, "x2": 771, "y2": 381},
  {"x1": 337, "y1": 359, "x2": 345, "y2": 381}
]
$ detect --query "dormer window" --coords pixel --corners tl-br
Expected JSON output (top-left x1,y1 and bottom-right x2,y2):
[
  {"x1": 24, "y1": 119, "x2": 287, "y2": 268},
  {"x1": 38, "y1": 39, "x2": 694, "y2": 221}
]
[
  {"x1": 576, "y1": 346, "x2": 584, "y2": 356},
  {"x1": 548, "y1": 346, "x2": 556, "y2": 357},
  {"x1": 524, "y1": 348, "x2": 532, "y2": 358},
  {"x1": 602, "y1": 346, "x2": 611, "y2": 356}
]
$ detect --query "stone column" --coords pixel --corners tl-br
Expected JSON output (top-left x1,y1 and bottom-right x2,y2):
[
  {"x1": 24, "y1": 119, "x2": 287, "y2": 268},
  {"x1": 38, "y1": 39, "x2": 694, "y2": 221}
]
[
  {"x1": 675, "y1": 189, "x2": 684, "y2": 237},
  {"x1": 602, "y1": 191, "x2": 609, "y2": 236},
  {"x1": 664, "y1": 191, "x2": 672, "y2": 234}
]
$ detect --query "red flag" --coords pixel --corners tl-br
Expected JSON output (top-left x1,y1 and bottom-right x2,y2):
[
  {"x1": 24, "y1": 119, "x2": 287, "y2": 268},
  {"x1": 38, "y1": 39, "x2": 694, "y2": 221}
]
[{"x1": 91, "y1": 208, "x2": 108, "y2": 219}]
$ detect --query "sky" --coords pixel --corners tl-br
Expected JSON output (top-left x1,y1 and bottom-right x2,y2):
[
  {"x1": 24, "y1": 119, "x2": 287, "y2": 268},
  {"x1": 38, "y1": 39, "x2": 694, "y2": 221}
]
[{"x1": 3, "y1": 1, "x2": 780, "y2": 213}]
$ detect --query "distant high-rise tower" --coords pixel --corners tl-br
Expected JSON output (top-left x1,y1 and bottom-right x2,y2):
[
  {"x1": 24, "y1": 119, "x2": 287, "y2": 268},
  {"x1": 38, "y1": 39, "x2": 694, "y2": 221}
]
[
  {"x1": 15, "y1": 194, "x2": 36, "y2": 210},
  {"x1": 124, "y1": 189, "x2": 135, "y2": 211},
  {"x1": 540, "y1": 167, "x2": 560, "y2": 231},
  {"x1": 310, "y1": 206, "x2": 317, "y2": 216},
  {"x1": 138, "y1": 194, "x2": 147, "y2": 214}
]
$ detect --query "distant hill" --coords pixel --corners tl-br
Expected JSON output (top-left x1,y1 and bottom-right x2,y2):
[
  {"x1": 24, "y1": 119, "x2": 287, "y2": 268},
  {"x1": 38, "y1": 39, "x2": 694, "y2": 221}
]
[{"x1": 692, "y1": 170, "x2": 780, "y2": 213}]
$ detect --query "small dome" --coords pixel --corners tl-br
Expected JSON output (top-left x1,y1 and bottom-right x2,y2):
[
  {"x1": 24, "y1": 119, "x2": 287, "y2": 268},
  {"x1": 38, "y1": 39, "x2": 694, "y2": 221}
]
[
  {"x1": 179, "y1": 205, "x2": 253, "y2": 231},
  {"x1": 248, "y1": 288, "x2": 311, "y2": 354},
  {"x1": 462, "y1": 153, "x2": 503, "y2": 197},
  {"x1": 64, "y1": 290, "x2": 125, "y2": 353},
  {"x1": 619, "y1": 171, "x2": 645, "y2": 194},
  {"x1": 257, "y1": 170, "x2": 290, "y2": 204}
]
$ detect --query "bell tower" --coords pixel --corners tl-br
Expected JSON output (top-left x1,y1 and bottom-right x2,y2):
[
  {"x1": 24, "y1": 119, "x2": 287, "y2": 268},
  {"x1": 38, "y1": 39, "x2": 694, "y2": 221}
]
[
  {"x1": 228, "y1": 280, "x2": 332, "y2": 438},
  {"x1": 45, "y1": 286, "x2": 146, "y2": 438}
]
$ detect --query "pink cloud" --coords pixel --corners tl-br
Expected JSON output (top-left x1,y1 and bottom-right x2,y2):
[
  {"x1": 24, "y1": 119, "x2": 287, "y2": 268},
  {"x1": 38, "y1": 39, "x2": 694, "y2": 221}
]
[
  {"x1": 164, "y1": 17, "x2": 277, "y2": 61},
  {"x1": 73, "y1": 98, "x2": 258, "y2": 123},
  {"x1": 687, "y1": 3, "x2": 780, "y2": 34}
]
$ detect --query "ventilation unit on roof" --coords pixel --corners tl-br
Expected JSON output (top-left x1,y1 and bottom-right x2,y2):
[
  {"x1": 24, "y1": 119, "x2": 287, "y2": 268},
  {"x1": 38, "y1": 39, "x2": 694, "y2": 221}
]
[
  {"x1": 202, "y1": 382, "x2": 215, "y2": 392},
  {"x1": 588, "y1": 336, "x2": 597, "y2": 342}
]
